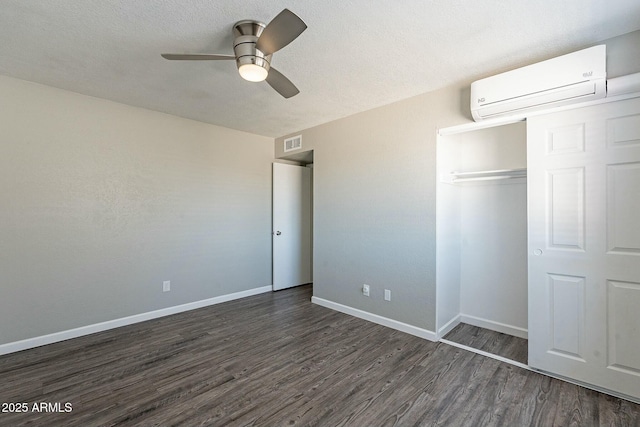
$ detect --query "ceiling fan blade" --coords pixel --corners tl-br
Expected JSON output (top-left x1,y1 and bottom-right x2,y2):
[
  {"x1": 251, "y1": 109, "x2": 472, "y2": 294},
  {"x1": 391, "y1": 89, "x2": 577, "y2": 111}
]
[
  {"x1": 161, "y1": 53, "x2": 235, "y2": 60},
  {"x1": 266, "y1": 67, "x2": 300, "y2": 98},
  {"x1": 256, "y1": 9, "x2": 307, "y2": 56}
]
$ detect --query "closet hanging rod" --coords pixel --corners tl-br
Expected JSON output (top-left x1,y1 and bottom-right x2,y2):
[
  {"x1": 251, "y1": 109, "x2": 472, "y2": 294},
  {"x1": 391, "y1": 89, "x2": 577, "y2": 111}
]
[{"x1": 450, "y1": 168, "x2": 527, "y2": 183}]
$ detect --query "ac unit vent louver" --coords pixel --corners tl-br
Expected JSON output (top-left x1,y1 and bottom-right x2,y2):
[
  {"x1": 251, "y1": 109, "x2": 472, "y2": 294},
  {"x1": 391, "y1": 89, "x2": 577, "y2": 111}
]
[{"x1": 284, "y1": 135, "x2": 302, "y2": 152}]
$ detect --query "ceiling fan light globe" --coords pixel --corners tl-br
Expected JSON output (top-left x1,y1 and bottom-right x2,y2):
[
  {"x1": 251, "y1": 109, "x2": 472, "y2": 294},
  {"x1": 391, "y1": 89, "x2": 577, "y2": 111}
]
[{"x1": 239, "y1": 64, "x2": 268, "y2": 82}]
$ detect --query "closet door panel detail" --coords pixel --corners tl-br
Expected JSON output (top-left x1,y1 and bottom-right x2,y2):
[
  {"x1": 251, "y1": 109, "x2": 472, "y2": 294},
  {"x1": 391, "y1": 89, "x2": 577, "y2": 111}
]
[
  {"x1": 607, "y1": 280, "x2": 640, "y2": 376},
  {"x1": 546, "y1": 168, "x2": 585, "y2": 250},
  {"x1": 547, "y1": 273, "x2": 586, "y2": 360},
  {"x1": 607, "y1": 162, "x2": 640, "y2": 254},
  {"x1": 528, "y1": 96, "x2": 640, "y2": 400},
  {"x1": 607, "y1": 113, "x2": 640, "y2": 147},
  {"x1": 546, "y1": 123, "x2": 585, "y2": 155}
]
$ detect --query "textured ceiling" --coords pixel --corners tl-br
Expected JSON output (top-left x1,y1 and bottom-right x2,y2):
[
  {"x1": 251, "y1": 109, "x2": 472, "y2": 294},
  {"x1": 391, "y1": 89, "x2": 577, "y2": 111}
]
[{"x1": 1, "y1": 1, "x2": 639, "y2": 137}]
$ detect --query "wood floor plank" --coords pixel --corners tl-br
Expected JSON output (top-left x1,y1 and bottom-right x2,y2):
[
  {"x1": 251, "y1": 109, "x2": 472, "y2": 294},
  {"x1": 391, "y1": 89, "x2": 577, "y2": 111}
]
[{"x1": 1, "y1": 285, "x2": 638, "y2": 426}]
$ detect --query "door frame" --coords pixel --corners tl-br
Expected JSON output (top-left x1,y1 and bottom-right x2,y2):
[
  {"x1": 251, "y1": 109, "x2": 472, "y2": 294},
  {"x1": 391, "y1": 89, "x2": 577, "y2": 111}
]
[{"x1": 272, "y1": 160, "x2": 313, "y2": 291}]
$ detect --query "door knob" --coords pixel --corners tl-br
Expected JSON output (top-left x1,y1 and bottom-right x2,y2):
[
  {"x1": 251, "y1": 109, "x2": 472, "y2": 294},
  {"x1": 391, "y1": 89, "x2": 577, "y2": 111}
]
[
  {"x1": 275, "y1": 231, "x2": 281, "y2": 236},
  {"x1": 534, "y1": 248, "x2": 543, "y2": 256}
]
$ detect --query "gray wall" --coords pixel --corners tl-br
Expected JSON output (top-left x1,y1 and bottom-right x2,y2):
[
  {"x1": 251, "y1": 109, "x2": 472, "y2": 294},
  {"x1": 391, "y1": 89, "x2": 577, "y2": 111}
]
[
  {"x1": 275, "y1": 29, "x2": 640, "y2": 333},
  {"x1": 0, "y1": 76, "x2": 273, "y2": 345},
  {"x1": 276, "y1": 84, "x2": 469, "y2": 331}
]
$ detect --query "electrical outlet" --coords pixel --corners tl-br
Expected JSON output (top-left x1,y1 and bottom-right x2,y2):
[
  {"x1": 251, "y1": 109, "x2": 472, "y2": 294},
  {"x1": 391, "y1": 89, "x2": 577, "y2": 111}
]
[
  {"x1": 163, "y1": 280, "x2": 171, "y2": 292},
  {"x1": 362, "y1": 284, "x2": 370, "y2": 297},
  {"x1": 384, "y1": 289, "x2": 391, "y2": 301}
]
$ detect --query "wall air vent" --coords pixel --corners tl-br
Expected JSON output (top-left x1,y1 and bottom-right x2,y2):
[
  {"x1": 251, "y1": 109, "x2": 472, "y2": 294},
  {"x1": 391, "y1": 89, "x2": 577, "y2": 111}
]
[{"x1": 284, "y1": 135, "x2": 302, "y2": 152}]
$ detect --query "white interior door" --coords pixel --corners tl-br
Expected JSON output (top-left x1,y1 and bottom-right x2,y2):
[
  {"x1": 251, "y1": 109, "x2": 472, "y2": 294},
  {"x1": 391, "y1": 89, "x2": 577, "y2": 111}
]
[
  {"x1": 272, "y1": 162, "x2": 312, "y2": 291},
  {"x1": 528, "y1": 97, "x2": 640, "y2": 400}
]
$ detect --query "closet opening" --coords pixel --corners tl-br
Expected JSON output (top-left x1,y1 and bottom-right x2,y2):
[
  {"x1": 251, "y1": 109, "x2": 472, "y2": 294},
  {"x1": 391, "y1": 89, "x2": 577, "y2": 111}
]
[{"x1": 436, "y1": 119, "x2": 528, "y2": 365}]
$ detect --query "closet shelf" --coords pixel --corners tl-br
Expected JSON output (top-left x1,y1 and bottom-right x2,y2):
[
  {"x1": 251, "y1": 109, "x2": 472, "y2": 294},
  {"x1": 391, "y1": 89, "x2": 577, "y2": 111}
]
[{"x1": 450, "y1": 168, "x2": 527, "y2": 183}]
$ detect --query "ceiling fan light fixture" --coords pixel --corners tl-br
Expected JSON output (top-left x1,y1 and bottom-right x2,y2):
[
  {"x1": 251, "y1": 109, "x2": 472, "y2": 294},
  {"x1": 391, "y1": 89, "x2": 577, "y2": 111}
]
[
  {"x1": 238, "y1": 63, "x2": 268, "y2": 82},
  {"x1": 161, "y1": 9, "x2": 307, "y2": 98}
]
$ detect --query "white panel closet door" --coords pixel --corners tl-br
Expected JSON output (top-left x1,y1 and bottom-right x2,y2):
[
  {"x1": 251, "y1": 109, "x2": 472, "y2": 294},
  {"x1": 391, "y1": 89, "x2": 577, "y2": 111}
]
[{"x1": 528, "y1": 96, "x2": 640, "y2": 400}]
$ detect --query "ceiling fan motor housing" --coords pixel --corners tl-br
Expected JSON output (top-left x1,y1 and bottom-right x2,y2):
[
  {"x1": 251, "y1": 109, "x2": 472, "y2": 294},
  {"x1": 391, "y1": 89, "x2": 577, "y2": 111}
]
[{"x1": 233, "y1": 20, "x2": 271, "y2": 73}]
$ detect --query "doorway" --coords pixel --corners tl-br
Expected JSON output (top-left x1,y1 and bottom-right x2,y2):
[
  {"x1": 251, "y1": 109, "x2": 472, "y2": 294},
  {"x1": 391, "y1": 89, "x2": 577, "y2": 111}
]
[{"x1": 272, "y1": 154, "x2": 313, "y2": 291}]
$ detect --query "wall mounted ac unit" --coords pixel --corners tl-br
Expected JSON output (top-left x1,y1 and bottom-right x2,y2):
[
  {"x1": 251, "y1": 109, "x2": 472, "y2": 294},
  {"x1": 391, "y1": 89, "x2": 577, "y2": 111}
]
[{"x1": 470, "y1": 45, "x2": 606, "y2": 121}]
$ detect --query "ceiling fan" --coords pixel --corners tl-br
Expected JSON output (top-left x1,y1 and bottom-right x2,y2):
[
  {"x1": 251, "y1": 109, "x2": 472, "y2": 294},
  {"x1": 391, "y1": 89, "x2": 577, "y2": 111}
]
[{"x1": 162, "y1": 9, "x2": 307, "y2": 98}]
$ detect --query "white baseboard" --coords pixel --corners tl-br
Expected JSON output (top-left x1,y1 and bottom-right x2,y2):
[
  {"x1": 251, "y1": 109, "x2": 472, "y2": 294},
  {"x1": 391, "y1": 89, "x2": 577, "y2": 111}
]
[
  {"x1": 311, "y1": 297, "x2": 437, "y2": 342},
  {"x1": 437, "y1": 314, "x2": 461, "y2": 339},
  {"x1": 0, "y1": 285, "x2": 272, "y2": 356},
  {"x1": 460, "y1": 313, "x2": 528, "y2": 339}
]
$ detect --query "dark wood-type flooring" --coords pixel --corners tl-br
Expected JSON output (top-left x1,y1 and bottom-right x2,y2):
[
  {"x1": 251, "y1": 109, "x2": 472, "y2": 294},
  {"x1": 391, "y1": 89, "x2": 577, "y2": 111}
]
[
  {"x1": 444, "y1": 323, "x2": 529, "y2": 365},
  {"x1": 1, "y1": 285, "x2": 639, "y2": 426}
]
